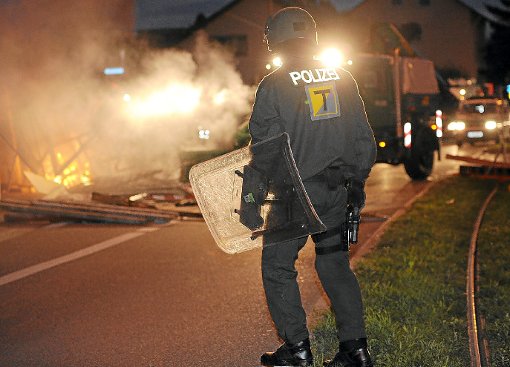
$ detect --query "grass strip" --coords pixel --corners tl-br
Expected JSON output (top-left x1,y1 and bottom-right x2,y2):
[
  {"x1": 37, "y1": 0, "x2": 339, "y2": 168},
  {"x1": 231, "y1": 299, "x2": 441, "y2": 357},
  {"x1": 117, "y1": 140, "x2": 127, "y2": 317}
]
[
  {"x1": 477, "y1": 186, "x2": 510, "y2": 367},
  {"x1": 311, "y1": 176, "x2": 499, "y2": 367}
]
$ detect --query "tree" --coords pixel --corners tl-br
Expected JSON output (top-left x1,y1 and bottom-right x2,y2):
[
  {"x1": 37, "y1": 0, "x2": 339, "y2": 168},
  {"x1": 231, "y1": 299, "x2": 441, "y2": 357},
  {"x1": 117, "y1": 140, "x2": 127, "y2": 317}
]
[{"x1": 484, "y1": 0, "x2": 510, "y2": 84}]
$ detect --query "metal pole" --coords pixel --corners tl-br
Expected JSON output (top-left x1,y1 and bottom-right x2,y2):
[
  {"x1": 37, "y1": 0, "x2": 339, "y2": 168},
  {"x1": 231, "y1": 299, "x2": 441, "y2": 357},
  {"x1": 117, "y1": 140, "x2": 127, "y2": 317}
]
[
  {"x1": 2, "y1": 90, "x2": 28, "y2": 191},
  {"x1": 0, "y1": 131, "x2": 36, "y2": 172},
  {"x1": 393, "y1": 48, "x2": 403, "y2": 138}
]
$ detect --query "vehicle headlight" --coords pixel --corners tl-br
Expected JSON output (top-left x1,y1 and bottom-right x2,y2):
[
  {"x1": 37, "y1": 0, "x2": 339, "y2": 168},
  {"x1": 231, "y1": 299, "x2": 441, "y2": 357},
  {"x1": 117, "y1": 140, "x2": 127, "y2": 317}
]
[
  {"x1": 447, "y1": 121, "x2": 465, "y2": 131},
  {"x1": 485, "y1": 120, "x2": 497, "y2": 130}
]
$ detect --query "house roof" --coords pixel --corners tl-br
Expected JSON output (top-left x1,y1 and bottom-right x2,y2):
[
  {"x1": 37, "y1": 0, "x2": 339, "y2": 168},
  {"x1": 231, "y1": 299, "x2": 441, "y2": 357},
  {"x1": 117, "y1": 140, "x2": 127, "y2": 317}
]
[
  {"x1": 457, "y1": 0, "x2": 510, "y2": 26},
  {"x1": 135, "y1": 0, "x2": 508, "y2": 32},
  {"x1": 328, "y1": 0, "x2": 509, "y2": 25},
  {"x1": 135, "y1": 0, "x2": 235, "y2": 31},
  {"x1": 325, "y1": 0, "x2": 365, "y2": 12}
]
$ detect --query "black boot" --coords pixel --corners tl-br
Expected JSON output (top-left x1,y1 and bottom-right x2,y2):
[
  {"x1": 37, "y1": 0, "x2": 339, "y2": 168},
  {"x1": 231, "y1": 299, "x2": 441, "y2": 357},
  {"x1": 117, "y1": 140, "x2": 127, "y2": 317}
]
[
  {"x1": 323, "y1": 339, "x2": 373, "y2": 367},
  {"x1": 261, "y1": 338, "x2": 313, "y2": 366}
]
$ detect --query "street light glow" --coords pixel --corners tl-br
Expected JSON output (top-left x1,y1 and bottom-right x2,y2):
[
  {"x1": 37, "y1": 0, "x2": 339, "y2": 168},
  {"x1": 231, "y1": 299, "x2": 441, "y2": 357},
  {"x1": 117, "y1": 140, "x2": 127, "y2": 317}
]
[
  {"x1": 319, "y1": 48, "x2": 344, "y2": 68},
  {"x1": 272, "y1": 57, "x2": 283, "y2": 68}
]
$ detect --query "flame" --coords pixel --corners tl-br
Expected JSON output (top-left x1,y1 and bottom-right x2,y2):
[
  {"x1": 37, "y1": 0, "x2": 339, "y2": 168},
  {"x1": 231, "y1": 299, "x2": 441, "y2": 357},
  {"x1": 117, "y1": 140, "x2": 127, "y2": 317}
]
[{"x1": 44, "y1": 142, "x2": 92, "y2": 189}]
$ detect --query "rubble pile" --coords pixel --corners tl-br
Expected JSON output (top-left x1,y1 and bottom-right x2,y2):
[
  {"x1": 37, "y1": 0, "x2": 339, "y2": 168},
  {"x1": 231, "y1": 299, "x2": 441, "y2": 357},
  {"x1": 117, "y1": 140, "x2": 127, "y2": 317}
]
[{"x1": 0, "y1": 183, "x2": 201, "y2": 224}]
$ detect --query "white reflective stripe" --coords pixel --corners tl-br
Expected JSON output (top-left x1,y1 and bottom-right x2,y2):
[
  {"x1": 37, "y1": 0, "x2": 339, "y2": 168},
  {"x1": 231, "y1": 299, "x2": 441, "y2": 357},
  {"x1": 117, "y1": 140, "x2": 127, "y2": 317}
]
[
  {"x1": 404, "y1": 134, "x2": 412, "y2": 148},
  {"x1": 0, "y1": 227, "x2": 162, "y2": 287},
  {"x1": 404, "y1": 122, "x2": 412, "y2": 148},
  {"x1": 436, "y1": 110, "x2": 443, "y2": 138}
]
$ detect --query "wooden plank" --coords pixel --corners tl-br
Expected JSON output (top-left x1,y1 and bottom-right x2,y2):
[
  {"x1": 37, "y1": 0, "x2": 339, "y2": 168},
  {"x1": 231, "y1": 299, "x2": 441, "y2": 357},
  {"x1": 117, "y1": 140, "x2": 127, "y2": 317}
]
[
  {"x1": 0, "y1": 199, "x2": 176, "y2": 224},
  {"x1": 446, "y1": 154, "x2": 510, "y2": 168}
]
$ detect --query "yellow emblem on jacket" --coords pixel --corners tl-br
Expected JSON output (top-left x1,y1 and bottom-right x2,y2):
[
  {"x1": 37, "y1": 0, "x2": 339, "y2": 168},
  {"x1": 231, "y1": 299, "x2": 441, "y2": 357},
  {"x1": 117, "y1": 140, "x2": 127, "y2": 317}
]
[{"x1": 305, "y1": 82, "x2": 340, "y2": 121}]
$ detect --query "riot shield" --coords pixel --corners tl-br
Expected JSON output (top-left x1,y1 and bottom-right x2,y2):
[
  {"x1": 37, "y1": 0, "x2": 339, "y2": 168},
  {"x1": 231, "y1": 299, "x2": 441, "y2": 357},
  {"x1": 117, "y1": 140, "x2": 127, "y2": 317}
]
[{"x1": 189, "y1": 133, "x2": 326, "y2": 254}]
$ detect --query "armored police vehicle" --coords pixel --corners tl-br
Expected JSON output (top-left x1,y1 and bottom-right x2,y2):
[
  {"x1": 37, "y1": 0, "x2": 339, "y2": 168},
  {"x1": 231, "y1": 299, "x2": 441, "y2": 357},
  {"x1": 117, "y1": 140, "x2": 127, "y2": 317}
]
[
  {"x1": 346, "y1": 51, "x2": 441, "y2": 180},
  {"x1": 344, "y1": 23, "x2": 443, "y2": 180}
]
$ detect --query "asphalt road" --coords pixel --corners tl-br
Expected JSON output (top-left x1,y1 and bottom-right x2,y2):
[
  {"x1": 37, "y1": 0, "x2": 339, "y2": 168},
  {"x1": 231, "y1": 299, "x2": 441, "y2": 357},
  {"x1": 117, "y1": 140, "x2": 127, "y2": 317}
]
[{"x1": 0, "y1": 143, "x2": 484, "y2": 367}]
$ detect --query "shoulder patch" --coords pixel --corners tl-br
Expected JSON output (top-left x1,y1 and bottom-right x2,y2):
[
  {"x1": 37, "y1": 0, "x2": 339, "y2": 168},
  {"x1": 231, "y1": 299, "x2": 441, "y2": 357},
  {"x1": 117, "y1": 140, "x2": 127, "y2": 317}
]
[{"x1": 305, "y1": 81, "x2": 340, "y2": 121}]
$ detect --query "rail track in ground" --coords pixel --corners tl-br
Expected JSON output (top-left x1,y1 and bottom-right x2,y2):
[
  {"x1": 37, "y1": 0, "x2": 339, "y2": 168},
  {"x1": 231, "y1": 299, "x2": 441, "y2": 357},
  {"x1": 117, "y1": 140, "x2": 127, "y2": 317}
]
[{"x1": 466, "y1": 185, "x2": 498, "y2": 367}]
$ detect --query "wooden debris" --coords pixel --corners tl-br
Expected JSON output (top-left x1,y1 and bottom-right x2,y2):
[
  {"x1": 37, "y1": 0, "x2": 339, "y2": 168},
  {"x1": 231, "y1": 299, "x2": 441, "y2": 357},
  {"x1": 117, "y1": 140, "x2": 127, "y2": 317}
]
[{"x1": 0, "y1": 198, "x2": 180, "y2": 224}]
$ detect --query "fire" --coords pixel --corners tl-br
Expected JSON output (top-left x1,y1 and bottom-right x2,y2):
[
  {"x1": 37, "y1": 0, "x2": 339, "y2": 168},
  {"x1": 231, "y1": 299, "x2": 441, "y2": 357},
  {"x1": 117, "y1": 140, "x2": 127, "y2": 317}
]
[{"x1": 43, "y1": 144, "x2": 92, "y2": 189}]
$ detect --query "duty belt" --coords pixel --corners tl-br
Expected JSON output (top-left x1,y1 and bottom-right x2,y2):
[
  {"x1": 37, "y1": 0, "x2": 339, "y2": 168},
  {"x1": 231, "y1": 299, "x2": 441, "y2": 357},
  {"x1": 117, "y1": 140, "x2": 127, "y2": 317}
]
[
  {"x1": 305, "y1": 166, "x2": 346, "y2": 190},
  {"x1": 312, "y1": 226, "x2": 349, "y2": 254}
]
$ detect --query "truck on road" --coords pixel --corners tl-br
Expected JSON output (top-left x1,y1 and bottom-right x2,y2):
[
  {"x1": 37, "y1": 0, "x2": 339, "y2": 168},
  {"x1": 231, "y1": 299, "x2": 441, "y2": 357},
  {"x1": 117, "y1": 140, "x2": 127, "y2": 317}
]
[
  {"x1": 345, "y1": 23, "x2": 444, "y2": 180},
  {"x1": 347, "y1": 50, "x2": 441, "y2": 180}
]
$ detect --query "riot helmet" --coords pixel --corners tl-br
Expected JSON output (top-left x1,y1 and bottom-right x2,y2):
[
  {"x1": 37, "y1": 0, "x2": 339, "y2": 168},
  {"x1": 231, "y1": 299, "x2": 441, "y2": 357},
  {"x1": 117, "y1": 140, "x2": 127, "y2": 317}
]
[{"x1": 264, "y1": 7, "x2": 318, "y2": 52}]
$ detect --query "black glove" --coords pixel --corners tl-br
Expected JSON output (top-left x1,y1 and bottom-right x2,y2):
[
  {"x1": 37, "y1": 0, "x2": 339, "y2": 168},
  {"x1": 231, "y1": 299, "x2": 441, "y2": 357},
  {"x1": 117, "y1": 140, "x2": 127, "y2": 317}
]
[
  {"x1": 237, "y1": 165, "x2": 268, "y2": 230},
  {"x1": 346, "y1": 178, "x2": 366, "y2": 210}
]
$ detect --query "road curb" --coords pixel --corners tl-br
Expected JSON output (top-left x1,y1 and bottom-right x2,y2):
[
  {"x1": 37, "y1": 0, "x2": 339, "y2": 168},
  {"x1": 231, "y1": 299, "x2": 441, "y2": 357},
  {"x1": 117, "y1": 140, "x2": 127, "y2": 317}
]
[{"x1": 351, "y1": 179, "x2": 438, "y2": 267}]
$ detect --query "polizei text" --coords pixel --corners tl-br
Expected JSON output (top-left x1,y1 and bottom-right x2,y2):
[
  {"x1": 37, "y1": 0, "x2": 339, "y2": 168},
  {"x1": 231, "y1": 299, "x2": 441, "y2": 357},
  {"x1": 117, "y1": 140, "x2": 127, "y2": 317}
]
[{"x1": 289, "y1": 68, "x2": 340, "y2": 86}]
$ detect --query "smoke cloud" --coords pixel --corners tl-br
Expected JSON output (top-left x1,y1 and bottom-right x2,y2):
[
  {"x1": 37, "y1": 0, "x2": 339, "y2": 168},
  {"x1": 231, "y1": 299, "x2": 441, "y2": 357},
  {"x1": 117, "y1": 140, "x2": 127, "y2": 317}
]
[{"x1": 0, "y1": 1, "x2": 253, "y2": 193}]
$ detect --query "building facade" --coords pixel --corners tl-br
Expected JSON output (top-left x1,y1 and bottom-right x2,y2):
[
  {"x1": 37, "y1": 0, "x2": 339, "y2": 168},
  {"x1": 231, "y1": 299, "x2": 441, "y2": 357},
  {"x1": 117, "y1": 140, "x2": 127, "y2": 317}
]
[
  {"x1": 158, "y1": 0, "x2": 485, "y2": 85},
  {"x1": 328, "y1": 0, "x2": 484, "y2": 78}
]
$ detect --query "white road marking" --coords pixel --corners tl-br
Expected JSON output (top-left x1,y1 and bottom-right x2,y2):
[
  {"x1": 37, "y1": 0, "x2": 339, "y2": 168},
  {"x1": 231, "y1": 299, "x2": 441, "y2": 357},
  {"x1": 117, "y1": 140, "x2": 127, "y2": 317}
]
[
  {"x1": 137, "y1": 227, "x2": 162, "y2": 232},
  {"x1": 43, "y1": 222, "x2": 69, "y2": 229},
  {"x1": 0, "y1": 227, "x2": 162, "y2": 287}
]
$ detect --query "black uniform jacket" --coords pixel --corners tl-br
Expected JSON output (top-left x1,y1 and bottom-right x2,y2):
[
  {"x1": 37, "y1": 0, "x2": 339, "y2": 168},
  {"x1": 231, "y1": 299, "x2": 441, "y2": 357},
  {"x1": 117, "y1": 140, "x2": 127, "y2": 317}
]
[{"x1": 249, "y1": 56, "x2": 376, "y2": 183}]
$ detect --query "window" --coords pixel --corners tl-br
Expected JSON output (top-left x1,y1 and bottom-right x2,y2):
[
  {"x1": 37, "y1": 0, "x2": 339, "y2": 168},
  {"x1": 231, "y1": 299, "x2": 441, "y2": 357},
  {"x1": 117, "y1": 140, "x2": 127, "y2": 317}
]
[
  {"x1": 212, "y1": 35, "x2": 248, "y2": 56},
  {"x1": 392, "y1": 0, "x2": 402, "y2": 4},
  {"x1": 360, "y1": 70, "x2": 390, "y2": 98},
  {"x1": 419, "y1": 0, "x2": 430, "y2": 5}
]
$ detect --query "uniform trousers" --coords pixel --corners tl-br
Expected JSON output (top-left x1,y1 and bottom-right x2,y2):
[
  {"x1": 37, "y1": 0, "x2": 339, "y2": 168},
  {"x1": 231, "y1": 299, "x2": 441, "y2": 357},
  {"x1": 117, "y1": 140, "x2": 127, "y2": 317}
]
[{"x1": 261, "y1": 180, "x2": 367, "y2": 344}]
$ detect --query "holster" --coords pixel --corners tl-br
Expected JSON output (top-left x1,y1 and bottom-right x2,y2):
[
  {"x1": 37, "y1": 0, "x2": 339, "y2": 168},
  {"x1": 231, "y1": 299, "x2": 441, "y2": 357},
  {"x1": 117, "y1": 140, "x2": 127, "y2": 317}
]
[
  {"x1": 313, "y1": 206, "x2": 359, "y2": 255},
  {"x1": 311, "y1": 167, "x2": 361, "y2": 255},
  {"x1": 313, "y1": 225, "x2": 349, "y2": 254}
]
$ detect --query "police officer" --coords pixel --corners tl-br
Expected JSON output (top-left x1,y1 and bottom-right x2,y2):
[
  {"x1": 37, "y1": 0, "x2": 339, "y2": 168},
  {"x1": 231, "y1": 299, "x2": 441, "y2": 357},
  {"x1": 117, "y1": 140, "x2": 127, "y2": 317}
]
[{"x1": 248, "y1": 7, "x2": 377, "y2": 367}]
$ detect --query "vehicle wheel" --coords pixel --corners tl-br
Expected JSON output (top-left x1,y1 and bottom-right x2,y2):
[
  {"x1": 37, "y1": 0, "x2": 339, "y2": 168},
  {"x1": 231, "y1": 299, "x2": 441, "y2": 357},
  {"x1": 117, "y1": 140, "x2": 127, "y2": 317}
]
[
  {"x1": 404, "y1": 147, "x2": 434, "y2": 180},
  {"x1": 404, "y1": 122, "x2": 438, "y2": 180}
]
